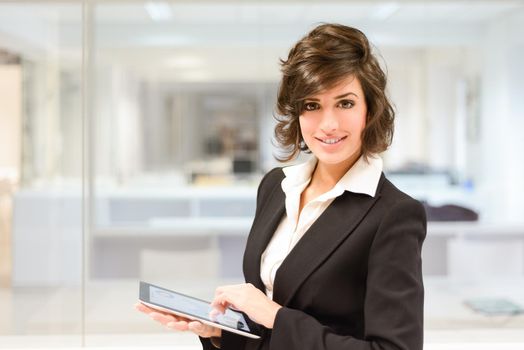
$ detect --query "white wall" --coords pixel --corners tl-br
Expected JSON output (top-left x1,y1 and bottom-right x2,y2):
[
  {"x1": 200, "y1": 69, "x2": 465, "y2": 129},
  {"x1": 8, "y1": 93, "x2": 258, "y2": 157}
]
[
  {"x1": 379, "y1": 46, "x2": 482, "y2": 176},
  {"x1": 383, "y1": 48, "x2": 428, "y2": 168},
  {"x1": 478, "y1": 10, "x2": 524, "y2": 222}
]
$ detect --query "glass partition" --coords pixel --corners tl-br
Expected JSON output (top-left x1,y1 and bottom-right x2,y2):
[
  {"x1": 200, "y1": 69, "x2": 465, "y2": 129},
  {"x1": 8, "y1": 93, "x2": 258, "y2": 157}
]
[
  {"x1": 0, "y1": 1, "x2": 83, "y2": 347},
  {"x1": 1, "y1": 0, "x2": 524, "y2": 348}
]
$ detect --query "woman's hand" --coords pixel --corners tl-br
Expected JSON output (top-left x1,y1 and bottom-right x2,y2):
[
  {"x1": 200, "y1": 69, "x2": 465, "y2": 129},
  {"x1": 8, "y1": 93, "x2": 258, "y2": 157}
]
[
  {"x1": 211, "y1": 283, "x2": 282, "y2": 329},
  {"x1": 135, "y1": 302, "x2": 221, "y2": 338}
]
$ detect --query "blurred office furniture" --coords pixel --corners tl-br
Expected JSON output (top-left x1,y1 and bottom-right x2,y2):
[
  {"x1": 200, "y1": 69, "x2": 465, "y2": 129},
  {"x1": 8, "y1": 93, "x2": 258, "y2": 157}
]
[
  {"x1": 93, "y1": 186, "x2": 256, "y2": 281},
  {"x1": 139, "y1": 246, "x2": 219, "y2": 283},
  {"x1": 12, "y1": 185, "x2": 257, "y2": 285},
  {"x1": 11, "y1": 182, "x2": 524, "y2": 286},
  {"x1": 12, "y1": 189, "x2": 82, "y2": 286},
  {"x1": 197, "y1": 93, "x2": 259, "y2": 166},
  {"x1": 423, "y1": 202, "x2": 479, "y2": 222},
  {"x1": 387, "y1": 164, "x2": 472, "y2": 222},
  {"x1": 423, "y1": 222, "x2": 524, "y2": 278},
  {"x1": 386, "y1": 172, "x2": 523, "y2": 277},
  {"x1": 232, "y1": 157, "x2": 255, "y2": 175},
  {"x1": 8, "y1": 157, "x2": 521, "y2": 286}
]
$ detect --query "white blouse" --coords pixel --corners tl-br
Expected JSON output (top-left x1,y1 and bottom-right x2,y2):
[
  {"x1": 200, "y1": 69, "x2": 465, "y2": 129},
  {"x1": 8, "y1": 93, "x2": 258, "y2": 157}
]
[{"x1": 260, "y1": 154, "x2": 384, "y2": 299}]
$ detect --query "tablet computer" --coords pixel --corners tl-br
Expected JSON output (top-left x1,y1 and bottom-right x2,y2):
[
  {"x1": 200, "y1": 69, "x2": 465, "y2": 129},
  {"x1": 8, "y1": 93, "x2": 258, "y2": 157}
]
[{"x1": 138, "y1": 281, "x2": 261, "y2": 339}]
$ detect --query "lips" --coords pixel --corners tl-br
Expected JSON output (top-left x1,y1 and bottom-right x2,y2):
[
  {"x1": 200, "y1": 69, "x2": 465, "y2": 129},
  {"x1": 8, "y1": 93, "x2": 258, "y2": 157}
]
[{"x1": 315, "y1": 136, "x2": 347, "y2": 145}]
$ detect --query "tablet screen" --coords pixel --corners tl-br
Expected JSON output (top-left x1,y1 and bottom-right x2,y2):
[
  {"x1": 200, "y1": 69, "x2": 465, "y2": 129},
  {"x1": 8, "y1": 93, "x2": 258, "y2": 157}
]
[{"x1": 140, "y1": 281, "x2": 257, "y2": 337}]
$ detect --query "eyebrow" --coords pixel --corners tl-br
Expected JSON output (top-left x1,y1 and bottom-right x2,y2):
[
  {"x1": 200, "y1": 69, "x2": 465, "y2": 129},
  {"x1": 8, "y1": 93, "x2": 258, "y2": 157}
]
[{"x1": 306, "y1": 92, "x2": 359, "y2": 101}]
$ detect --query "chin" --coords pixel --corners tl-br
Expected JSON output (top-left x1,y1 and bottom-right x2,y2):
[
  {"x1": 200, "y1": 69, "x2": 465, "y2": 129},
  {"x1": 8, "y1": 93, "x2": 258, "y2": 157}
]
[
  {"x1": 314, "y1": 149, "x2": 361, "y2": 168},
  {"x1": 316, "y1": 155, "x2": 352, "y2": 166}
]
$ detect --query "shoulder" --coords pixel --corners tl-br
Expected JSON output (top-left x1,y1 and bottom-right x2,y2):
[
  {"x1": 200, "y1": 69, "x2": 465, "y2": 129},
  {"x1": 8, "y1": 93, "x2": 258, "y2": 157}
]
[
  {"x1": 378, "y1": 175, "x2": 421, "y2": 206},
  {"x1": 369, "y1": 175, "x2": 427, "y2": 248},
  {"x1": 376, "y1": 175, "x2": 427, "y2": 223},
  {"x1": 254, "y1": 167, "x2": 285, "y2": 204},
  {"x1": 258, "y1": 167, "x2": 285, "y2": 193},
  {"x1": 251, "y1": 167, "x2": 285, "y2": 218}
]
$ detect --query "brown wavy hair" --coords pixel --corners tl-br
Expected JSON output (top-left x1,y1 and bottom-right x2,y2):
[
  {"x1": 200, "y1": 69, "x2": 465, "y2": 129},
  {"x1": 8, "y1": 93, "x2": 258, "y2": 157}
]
[{"x1": 274, "y1": 23, "x2": 395, "y2": 161}]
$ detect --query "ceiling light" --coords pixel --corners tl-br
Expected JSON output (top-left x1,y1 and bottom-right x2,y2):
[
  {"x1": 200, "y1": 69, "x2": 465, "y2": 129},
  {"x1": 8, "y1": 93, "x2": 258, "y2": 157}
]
[
  {"x1": 145, "y1": 1, "x2": 173, "y2": 21},
  {"x1": 372, "y1": 2, "x2": 400, "y2": 21}
]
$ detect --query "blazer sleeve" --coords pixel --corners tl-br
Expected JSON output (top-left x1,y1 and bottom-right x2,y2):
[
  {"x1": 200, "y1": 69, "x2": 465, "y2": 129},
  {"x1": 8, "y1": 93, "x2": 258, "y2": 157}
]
[
  {"x1": 269, "y1": 197, "x2": 427, "y2": 350},
  {"x1": 199, "y1": 337, "x2": 219, "y2": 350},
  {"x1": 199, "y1": 168, "x2": 283, "y2": 350}
]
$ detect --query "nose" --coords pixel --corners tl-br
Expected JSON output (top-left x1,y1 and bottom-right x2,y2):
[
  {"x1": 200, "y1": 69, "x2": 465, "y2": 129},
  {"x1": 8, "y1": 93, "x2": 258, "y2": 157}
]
[{"x1": 319, "y1": 108, "x2": 339, "y2": 134}]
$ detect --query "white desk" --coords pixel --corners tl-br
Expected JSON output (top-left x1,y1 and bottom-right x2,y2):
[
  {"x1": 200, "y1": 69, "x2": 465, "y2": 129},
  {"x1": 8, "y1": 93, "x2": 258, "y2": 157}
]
[{"x1": 12, "y1": 187, "x2": 524, "y2": 285}]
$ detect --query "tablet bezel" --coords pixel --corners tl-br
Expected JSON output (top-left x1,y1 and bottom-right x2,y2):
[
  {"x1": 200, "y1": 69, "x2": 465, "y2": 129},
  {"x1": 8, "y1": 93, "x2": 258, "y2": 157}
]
[{"x1": 138, "y1": 281, "x2": 261, "y2": 339}]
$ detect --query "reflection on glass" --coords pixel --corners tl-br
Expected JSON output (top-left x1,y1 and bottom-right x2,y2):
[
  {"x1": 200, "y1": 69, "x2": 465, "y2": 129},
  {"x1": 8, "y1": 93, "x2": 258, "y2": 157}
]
[
  {"x1": 0, "y1": 0, "x2": 524, "y2": 348},
  {"x1": 0, "y1": 2, "x2": 83, "y2": 348},
  {"x1": 90, "y1": 1, "x2": 524, "y2": 346}
]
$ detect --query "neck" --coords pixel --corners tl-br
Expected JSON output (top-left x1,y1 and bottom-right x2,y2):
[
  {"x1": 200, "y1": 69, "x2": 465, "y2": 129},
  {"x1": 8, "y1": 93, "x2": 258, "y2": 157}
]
[{"x1": 310, "y1": 153, "x2": 361, "y2": 189}]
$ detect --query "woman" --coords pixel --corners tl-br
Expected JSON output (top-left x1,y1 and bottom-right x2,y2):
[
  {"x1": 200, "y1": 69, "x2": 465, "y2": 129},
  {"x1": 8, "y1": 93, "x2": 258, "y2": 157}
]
[{"x1": 137, "y1": 23, "x2": 426, "y2": 350}]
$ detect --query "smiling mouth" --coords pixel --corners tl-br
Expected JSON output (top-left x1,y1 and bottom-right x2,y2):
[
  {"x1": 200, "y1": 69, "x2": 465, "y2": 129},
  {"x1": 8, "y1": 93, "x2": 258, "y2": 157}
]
[{"x1": 316, "y1": 136, "x2": 347, "y2": 145}]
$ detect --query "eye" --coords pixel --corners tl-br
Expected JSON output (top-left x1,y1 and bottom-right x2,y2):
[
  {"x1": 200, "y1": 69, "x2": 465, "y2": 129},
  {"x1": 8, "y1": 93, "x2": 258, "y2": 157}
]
[
  {"x1": 303, "y1": 102, "x2": 319, "y2": 111},
  {"x1": 338, "y1": 100, "x2": 355, "y2": 109}
]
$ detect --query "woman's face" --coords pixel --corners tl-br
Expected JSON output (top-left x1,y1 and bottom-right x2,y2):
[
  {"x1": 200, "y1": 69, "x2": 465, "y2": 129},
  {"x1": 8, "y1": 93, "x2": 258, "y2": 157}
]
[{"x1": 299, "y1": 75, "x2": 367, "y2": 172}]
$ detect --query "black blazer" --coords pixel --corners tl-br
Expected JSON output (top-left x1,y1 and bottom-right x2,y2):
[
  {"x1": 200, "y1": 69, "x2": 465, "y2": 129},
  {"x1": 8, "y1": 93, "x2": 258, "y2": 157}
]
[{"x1": 202, "y1": 167, "x2": 426, "y2": 350}]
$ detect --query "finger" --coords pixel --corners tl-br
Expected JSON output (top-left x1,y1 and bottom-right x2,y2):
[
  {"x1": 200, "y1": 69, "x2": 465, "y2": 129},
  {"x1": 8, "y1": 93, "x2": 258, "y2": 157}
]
[
  {"x1": 188, "y1": 321, "x2": 217, "y2": 338},
  {"x1": 213, "y1": 307, "x2": 226, "y2": 317},
  {"x1": 187, "y1": 321, "x2": 205, "y2": 335},
  {"x1": 135, "y1": 303, "x2": 154, "y2": 313},
  {"x1": 228, "y1": 305, "x2": 242, "y2": 312},
  {"x1": 174, "y1": 314, "x2": 191, "y2": 322},
  {"x1": 209, "y1": 308, "x2": 223, "y2": 320},
  {"x1": 210, "y1": 295, "x2": 226, "y2": 310},
  {"x1": 212, "y1": 293, "x2": 237, "y2": 311},
  {"x1": 158, "y1": 312, "x2": 191, "y2": 323},
  {"x1": 149, "y1": 311, "x2": 190, "y2": 323},
  {"x1": 150, "y1": 312, "x2": 176, "y2": 325},
  {"x1": 211, "y1": 291, "x2": 229, "y2": 306},
  {"x1": 166, "y1": 320, "x2": 190, "y2": 331},
  {"x1": 137, "y1": 304, "x2": 174, "y2": 318}
]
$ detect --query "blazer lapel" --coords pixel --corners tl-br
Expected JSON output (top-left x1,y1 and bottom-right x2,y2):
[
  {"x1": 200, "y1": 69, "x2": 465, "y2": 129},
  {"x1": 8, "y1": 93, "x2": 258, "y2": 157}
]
[
  {"x1": 271, "y1": 189, "x2": 381, "y2": 306},
  {"x1": 243, "y1": 182, "x2": 286, "y2": 292}
]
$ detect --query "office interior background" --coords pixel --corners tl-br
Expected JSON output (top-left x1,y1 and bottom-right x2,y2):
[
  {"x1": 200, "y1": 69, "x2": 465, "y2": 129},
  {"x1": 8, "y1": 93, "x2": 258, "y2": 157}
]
[{"x1": 1, "y1": 0, "x2": 524, "y2": 348}]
